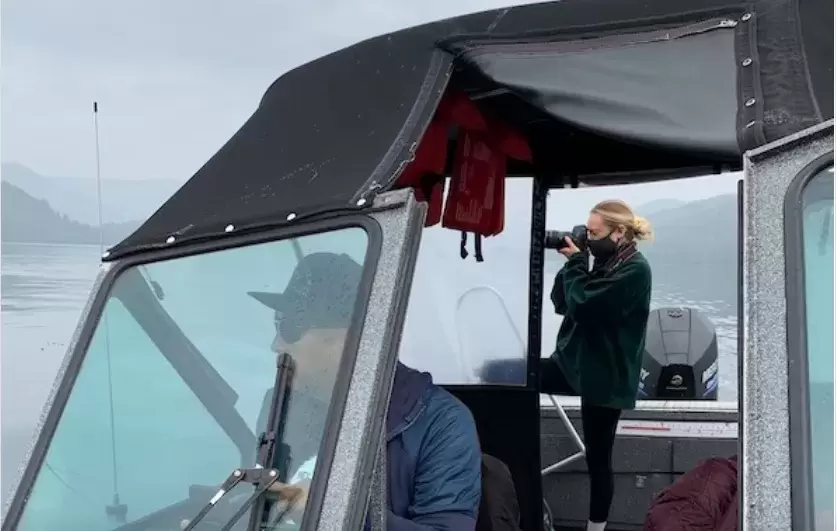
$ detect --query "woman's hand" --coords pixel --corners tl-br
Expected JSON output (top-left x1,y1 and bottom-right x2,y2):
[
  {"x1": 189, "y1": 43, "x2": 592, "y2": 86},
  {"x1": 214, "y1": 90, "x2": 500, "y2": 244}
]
[{"x1": 558, "y1": 236, "x2": 581, "y2": 258}]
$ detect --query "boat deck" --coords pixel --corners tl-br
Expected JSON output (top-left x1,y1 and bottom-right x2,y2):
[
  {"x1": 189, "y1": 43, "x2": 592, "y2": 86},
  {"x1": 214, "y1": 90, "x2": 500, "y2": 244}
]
[{"x1": 540, "y1": 399, "x2": 738, "y2": 529}]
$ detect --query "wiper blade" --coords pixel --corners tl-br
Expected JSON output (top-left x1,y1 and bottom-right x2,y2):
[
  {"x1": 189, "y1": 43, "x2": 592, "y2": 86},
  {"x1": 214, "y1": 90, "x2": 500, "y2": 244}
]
[
  {"x1": 181, "y1": 352, "x2": 296, "y2": 531},
  {"x1": 179, "y1": 467, "x2": 281, "y2": 531},
  {"x1": 254, "y1": 352, "x2": 295, "y2": 473},
  {"x1": 244, "y1": 351, "x2": 296, "y2": 531},
  {"x1": 219, "y1": 470, "x2": 302, "y2": 531}
]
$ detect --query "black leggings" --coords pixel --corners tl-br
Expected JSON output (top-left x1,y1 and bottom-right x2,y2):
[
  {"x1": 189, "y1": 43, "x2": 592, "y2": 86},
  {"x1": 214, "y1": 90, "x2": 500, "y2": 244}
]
[{"x1": 540, "y1": 358, "x2": 622, "y2": 523}]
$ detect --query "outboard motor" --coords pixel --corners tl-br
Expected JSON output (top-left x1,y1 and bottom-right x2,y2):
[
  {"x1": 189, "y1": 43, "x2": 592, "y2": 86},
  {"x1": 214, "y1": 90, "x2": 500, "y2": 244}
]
[{"x1": 638, "y1": 307, "x2": 719, "y2": 400}]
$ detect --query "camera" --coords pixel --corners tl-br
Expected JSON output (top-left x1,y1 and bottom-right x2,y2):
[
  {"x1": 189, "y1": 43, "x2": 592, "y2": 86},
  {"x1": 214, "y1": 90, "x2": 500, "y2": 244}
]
[{"x1": 544, "y1": 224, "x2": 588, "y2": 251}]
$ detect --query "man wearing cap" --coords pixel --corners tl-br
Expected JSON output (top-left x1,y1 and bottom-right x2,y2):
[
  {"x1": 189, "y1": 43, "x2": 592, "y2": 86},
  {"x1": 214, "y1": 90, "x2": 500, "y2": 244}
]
[{"x1": 248, "y1": 252, "x2": 482, "y2": 530}]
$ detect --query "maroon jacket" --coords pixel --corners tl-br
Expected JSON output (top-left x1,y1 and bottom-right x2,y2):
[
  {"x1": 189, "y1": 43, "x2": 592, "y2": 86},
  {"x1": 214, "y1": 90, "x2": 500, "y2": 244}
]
[{"x1": 644, "y1": 456, "x2": 739, "y2": 531}]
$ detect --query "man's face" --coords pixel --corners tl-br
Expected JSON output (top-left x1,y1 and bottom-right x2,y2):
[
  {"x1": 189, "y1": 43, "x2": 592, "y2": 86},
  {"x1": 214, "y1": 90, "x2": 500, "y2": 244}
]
[{"x1": 271, "y1": 324, "x2": 349, "y2": 384}]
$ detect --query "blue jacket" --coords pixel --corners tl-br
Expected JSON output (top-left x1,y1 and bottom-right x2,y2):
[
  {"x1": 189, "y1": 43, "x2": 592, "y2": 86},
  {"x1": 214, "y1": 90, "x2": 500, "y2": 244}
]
[
  {"x1": 380, "y1": 363, "x2": 482, "y2": 530},
  {"x1": 259, "y1": 363, "x2": 482, "y2": 529}
]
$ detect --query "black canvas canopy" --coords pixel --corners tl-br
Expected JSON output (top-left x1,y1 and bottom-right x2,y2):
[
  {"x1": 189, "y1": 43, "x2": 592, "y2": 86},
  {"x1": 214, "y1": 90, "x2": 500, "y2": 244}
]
[{"x1": 107, "y1": 0, "x2": 832, "y2": 261}]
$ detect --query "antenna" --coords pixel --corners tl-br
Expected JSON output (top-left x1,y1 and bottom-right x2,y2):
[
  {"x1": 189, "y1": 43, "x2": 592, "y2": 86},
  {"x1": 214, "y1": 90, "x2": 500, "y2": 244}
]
[
  {"x1": 94, "y1": 102, "x2": 104, "y2": 253},
  {"x1": 93, "y1": 101, "x2": 127, "y2": 523}
]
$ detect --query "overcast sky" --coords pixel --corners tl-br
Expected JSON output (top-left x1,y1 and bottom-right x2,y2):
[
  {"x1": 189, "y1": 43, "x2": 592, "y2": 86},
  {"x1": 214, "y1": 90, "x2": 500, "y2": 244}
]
[
  {"x1": 1, "y1": 0, "x2": 736, "y2": 201},
  {"x1": 1, "y1": 0, "x2": 527, "y2": 181}
]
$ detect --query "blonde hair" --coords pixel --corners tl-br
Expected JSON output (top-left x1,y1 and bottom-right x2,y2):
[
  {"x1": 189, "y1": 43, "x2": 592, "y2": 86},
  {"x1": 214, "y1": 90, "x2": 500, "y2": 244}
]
[{"x1": 591, "y1": 199, "x2": 653, "y2": 241}]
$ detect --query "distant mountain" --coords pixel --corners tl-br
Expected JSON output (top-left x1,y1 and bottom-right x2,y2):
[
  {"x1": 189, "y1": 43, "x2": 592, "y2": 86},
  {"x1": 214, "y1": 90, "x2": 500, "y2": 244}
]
[
  {"x1": 636, "y1": 198, "x2": 687, "y2": 216},
  {"x1": 542, "y1": 193, "x2": 737, "y2": 260},
  {"x1": 639, "y1": 194, "x2": 738, "y2": 309},
  {"x1": 1, "y1": 181, "x2": 140, "y2": 245},
  {"x1": 1, "y1": 162, "x2": 181, "y2": 225},
  {"x1": 643, "y1": 194, "x2": 737, "y2": 251},
  {"x1": 542, "y1": 193, "x2": 739, "y2": 309}
]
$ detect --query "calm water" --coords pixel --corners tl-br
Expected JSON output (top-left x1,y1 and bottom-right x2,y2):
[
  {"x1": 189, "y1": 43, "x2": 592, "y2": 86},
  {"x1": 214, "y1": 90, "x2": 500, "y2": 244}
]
[
  {"x1": 0, "y1": 241, "x2": 739, "y2": 502},
  {"x1": 1, "y1": 243, "x2": 102, "y2": 501}
]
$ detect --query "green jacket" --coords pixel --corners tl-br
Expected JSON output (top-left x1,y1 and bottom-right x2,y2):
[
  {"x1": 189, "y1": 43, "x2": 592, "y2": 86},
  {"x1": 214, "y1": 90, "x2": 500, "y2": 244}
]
[{"x1": 550, "y1": 251, "x2": 651, "y2": 410}]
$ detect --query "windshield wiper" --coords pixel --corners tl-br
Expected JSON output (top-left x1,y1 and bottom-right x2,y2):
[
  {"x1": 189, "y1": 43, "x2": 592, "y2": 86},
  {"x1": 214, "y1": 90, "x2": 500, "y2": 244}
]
[
  {"x1": 253, "y1": 352, "x2": 295, "y2": 474},
  {"x1": 179, "y1": 467, "x2": 281, "y2": 531},
  {"x1": 244, "y1": 351, "x2": 296, "y2": 531},
  {"x1": 181, "y1": 352, "x2": 296, "y2": 531}
]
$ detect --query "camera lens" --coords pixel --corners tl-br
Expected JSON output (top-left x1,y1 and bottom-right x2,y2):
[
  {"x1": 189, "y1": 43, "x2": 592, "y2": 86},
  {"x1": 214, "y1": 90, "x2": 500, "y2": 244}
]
[{"x1": 544, "y1": 231, "x2": 569, "y2": 250}]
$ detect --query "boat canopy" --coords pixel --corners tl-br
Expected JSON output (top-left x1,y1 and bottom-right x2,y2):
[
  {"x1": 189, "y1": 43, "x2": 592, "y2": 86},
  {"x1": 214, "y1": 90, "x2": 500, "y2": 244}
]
[{"x1": 106, "y1": 0, "x2": 832, "y2": 261}]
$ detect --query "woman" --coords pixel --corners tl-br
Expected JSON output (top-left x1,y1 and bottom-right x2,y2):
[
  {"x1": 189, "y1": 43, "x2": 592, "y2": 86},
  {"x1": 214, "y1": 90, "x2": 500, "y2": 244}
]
[{"x1": 544, "y1": 199, "x2": 652, "y2": 531}]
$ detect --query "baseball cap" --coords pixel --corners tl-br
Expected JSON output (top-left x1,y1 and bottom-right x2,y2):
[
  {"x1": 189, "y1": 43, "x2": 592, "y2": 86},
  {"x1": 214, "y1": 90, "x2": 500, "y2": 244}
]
[{"x1": 248, "y1": 252, "x2": 363, "y2": 343}]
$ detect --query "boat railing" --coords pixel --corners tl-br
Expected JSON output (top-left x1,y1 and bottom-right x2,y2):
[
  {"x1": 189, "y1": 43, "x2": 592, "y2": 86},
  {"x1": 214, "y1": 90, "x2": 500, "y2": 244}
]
[{"x1": 453, "y1": 285, "x2": 587, "y2": 475}]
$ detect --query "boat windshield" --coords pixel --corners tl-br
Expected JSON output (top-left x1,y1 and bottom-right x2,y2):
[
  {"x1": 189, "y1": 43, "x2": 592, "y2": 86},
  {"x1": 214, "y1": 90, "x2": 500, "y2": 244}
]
[
  {"x1": 15, "y1": 227, "x2": 370, "y2": 531},
  {"x1": 799, "y1": 165, "x2": 834, "y2": 529}
]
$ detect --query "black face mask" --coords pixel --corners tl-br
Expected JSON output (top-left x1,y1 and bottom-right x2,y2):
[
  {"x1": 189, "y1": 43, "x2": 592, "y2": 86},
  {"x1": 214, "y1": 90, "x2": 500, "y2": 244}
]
[{"x1": 588, "y1": 231, "x2": 618, "y2": 259}]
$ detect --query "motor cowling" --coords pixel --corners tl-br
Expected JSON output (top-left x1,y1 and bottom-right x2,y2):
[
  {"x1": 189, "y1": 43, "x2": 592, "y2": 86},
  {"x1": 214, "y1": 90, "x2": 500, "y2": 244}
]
[{"x1": 638, "y1": 307, "x2": 719, "y2": 400}]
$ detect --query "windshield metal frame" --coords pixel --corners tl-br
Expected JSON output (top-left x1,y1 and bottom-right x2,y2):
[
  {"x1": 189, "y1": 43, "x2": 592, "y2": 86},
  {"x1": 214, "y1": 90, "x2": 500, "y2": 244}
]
[
  {"x1": 318, "y1": 189, "x2": 427, "y2": 530},
  {"x1": 741, "y1": 119, "x2": 833, "y2": 531},
  {"x1": 2, "y1": 214, "x2": 383, "y2": 531},
  {"x1": 783, "y1": 151, "x2": 834, "y2": 531}
]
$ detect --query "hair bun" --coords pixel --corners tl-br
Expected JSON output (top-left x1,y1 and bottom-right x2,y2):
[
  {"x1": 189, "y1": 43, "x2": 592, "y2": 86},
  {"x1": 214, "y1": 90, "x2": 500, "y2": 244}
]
[{"x1": 631, "y1": 216, "x2": 653, "y2": 241}]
